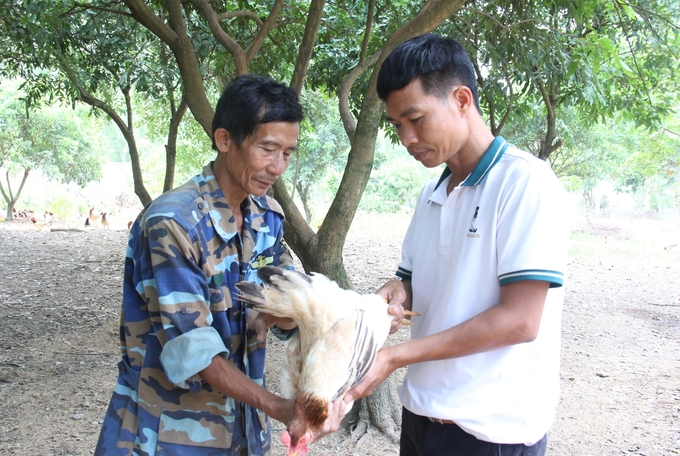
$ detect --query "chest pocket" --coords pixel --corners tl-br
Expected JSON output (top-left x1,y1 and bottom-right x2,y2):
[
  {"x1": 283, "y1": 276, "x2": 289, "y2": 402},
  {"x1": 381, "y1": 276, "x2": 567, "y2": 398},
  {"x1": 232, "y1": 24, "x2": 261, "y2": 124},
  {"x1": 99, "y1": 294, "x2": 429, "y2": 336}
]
[{"x1": 208, "y1": 272, "x2": 232, "y2": 312}]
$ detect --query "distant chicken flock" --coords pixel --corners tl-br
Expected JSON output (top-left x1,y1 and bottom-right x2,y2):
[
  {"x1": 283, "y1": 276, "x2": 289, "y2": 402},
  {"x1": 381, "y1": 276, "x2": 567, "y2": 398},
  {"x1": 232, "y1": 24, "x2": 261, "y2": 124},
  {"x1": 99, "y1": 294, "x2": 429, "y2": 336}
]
[{"x1": 8, "y1": 206, "x2": 127, "y2": 231}]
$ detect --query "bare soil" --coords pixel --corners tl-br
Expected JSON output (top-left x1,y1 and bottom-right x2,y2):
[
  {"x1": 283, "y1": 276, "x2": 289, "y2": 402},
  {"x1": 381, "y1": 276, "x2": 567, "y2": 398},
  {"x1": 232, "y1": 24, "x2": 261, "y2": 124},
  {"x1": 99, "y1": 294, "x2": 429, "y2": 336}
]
[{"x1": 0, "y1": 217, "x2": 679, "y2": 455}]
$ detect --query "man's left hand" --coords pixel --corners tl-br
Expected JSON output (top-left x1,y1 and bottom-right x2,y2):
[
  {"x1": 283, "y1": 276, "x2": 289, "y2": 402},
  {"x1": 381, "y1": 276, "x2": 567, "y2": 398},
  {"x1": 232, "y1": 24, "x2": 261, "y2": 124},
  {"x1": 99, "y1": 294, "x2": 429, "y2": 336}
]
[
  {"x1": 252, "y1": 312, "x2": 297, "y2": 342},
  {"x1": 311, "y1": 399, "x2": 347, "y2": 442}
]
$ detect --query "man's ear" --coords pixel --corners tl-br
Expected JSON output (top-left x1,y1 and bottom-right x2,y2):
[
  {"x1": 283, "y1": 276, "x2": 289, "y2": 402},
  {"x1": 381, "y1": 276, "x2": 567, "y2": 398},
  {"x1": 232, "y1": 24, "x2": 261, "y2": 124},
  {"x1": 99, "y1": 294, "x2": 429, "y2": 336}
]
[
  {"x1": 451, "y1": 86, "x2": 474, "y2": 113},
  {"x1": 214, "y1": 128, "x2": 232, "y2": 153}
]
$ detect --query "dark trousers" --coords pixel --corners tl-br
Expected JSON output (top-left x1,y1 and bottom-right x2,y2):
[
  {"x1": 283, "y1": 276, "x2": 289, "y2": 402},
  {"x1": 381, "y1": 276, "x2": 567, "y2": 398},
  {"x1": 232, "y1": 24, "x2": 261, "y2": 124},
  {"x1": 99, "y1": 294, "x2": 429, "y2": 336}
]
[{"x1": 400, "y1": 407, "x2": 548, "y2": 456}]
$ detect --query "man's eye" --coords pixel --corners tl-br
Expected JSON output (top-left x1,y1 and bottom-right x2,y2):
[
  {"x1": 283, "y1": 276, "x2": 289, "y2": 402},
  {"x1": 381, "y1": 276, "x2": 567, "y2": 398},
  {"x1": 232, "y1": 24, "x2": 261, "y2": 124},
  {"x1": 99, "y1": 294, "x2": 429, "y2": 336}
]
[{"x1": 410, "y1": 117, "x2": 422, "y2": 123}]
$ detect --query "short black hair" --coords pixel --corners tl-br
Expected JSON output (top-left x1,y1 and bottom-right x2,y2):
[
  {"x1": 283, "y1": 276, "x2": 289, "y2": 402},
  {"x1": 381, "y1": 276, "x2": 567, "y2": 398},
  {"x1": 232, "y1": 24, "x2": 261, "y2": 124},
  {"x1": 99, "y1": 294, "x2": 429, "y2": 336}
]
[
  {"x1": 377, "y1": 34, "x2": 480, "y2": 112},
  {"x1": 211, "y1": 74, "x2": 304, "y2": 149}
]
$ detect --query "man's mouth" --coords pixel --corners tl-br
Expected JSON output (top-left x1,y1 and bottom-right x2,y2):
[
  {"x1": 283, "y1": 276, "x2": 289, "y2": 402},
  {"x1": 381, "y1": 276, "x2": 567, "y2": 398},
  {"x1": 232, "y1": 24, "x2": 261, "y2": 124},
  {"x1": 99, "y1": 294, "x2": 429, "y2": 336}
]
[
  {"x1": 256, "y1": 177, "x2": 277, "y2": 187},
  {"x1": 410, "y1": 150, "x2": 429, "y2": 162}
]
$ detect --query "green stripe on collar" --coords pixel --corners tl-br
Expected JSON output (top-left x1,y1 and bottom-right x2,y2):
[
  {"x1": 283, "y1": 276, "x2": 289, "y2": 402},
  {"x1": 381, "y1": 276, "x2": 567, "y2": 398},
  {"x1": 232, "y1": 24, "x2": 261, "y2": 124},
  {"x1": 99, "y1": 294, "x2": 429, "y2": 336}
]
[
  {"x1": 462, "y1": 136, "x2": 509, "y2": 186},
  {"x1": 434, "y1": 136, "x2": 509, "y2": 191}
]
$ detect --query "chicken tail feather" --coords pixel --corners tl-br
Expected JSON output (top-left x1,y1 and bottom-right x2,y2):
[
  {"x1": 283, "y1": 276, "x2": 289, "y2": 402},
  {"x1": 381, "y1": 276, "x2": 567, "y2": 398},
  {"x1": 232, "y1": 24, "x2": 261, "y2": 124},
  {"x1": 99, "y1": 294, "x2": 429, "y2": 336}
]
[
  {"x1": 258, "y1": 266, "x2": 312, "y2": 290},
  {"x1": 234, "y1": 282, "x2": 266, "y2": 308}
]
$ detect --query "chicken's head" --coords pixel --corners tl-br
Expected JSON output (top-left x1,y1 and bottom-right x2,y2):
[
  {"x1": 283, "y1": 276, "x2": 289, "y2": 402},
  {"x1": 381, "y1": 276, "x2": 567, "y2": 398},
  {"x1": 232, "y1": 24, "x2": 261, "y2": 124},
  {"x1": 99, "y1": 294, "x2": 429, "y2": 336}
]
[
  {"x1": 282, "y1": 393, "x2": 327, "y2": 456},
  {"x1": 281, "y1": 429, "x2": 312, "y2": 456}
]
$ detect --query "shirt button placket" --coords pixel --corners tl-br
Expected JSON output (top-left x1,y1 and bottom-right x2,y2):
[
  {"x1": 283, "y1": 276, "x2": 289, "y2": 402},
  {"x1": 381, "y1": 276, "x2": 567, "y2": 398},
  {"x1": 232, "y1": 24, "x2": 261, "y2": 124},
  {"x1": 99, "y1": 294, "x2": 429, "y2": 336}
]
[{"x1": 441, "y1": 205, "x2": 452, "y2": 250}]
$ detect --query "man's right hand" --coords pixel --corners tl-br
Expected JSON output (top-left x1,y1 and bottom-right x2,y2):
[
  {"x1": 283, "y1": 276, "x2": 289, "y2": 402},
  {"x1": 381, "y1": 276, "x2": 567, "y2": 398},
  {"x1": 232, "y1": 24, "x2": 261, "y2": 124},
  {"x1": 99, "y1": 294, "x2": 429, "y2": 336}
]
[{"x1": 377, "y1": 279, "x2": 413, "y2": 333}]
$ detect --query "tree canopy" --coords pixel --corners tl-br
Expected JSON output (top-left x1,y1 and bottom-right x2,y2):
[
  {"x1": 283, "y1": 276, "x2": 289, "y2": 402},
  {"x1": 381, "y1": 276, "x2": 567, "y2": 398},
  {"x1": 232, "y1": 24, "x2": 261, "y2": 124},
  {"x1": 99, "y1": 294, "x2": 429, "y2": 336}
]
[
  {"x1": 0, "y1": 80, "x2": 102, "y2": 219},
  {"x1": 3, "y1": 0, "x2": 678, "y2": 271}
]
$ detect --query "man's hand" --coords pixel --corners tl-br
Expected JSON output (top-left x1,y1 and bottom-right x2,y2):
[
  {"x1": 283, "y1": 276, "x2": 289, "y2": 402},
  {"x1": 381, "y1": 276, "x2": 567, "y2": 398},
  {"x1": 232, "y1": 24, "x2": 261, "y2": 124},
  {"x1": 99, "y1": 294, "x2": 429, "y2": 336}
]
[
  {"x1": 344, "y1": 348, "x2": 393, "y2": 403},
  {"x1": 252, "y1": 312, "x2": 297, "y2": 342},
  {"x1": 377, "y1": 279, "x2": 413, "y2": 334},
  {"x1": 311, "y1": 398, "x2": 347, "y2": 443}
]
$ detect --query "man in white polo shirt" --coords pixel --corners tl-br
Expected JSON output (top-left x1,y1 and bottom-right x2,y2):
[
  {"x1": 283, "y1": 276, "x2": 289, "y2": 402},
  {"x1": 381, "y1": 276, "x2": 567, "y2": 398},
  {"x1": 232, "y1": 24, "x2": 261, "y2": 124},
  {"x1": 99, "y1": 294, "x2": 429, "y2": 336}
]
[{"x1": 345, "y1": 34, "x2": 569, "y2": 455}]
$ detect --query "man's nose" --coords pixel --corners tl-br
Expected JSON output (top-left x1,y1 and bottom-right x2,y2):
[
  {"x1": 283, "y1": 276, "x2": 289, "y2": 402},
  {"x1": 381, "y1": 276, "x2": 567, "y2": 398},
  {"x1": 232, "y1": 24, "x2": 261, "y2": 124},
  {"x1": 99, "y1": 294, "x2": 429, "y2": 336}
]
[
  {"x1": 267, "y1": 152, "x2": 287, "y2": 176},
  {"x1": 399, "y1": 124, "x2": 418, "y2": 147}
]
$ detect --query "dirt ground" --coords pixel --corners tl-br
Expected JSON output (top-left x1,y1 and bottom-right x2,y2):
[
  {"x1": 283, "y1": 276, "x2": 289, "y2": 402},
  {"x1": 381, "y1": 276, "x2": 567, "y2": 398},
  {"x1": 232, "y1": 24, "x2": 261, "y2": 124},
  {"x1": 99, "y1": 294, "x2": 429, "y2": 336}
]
[{"x1": 0, "y1": 216, "x2": 679, "y2": 455}]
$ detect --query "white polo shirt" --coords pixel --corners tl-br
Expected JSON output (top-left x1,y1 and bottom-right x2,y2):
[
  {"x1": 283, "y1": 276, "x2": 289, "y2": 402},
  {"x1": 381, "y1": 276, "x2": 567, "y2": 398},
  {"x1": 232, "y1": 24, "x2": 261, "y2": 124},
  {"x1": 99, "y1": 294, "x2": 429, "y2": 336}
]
[{"x1": 396, "y1": 136, "x2": 569, "y2": 445}]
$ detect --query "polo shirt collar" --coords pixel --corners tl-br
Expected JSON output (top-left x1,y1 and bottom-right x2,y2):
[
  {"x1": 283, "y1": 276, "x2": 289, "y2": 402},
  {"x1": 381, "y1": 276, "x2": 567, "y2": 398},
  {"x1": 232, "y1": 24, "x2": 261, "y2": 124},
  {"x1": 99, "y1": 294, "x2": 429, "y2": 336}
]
[{"x1": 433, "y1": 136, "x2": 510, "y2": 192}]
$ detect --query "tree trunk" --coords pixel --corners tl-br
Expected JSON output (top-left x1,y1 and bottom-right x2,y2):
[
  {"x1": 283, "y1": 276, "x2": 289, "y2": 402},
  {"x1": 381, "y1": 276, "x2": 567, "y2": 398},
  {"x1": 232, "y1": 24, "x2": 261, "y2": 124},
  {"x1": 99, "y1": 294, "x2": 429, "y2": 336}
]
[
  {"x1": 295, "y1": 181, "x2": 313, "y2": 223},
  {"x1": 345, "y1": 375, "x2": 401, "y2": 443},
  {"x1": 537, "y1": 80, "x2": 563, "y2": 161},
  {"x1": 1, "y1": 168, "x2": 30, "y2": 221},
  {"x1": 163, "y1": 90, "x2": 188, "y2": 193},
  {"x1": 644, "y1": 180, "x2": 651, "y2": 219},
  {"x1": 57, "y1": 54, "x2": 153, "y2": 206}
]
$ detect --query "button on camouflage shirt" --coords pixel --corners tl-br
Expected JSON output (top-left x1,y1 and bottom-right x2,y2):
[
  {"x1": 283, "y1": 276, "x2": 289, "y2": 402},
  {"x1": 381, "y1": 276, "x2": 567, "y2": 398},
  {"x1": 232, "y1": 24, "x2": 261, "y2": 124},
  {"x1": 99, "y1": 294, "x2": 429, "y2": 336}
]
[{"x1": 95, "y1": 163, "x2": 294, "y2": 455}]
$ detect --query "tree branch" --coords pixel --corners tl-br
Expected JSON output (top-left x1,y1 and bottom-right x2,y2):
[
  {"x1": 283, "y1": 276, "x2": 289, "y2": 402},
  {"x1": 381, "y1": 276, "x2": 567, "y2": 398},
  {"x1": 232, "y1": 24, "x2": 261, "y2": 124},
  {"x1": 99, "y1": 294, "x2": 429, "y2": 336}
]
[
  {"x1": 338, "y1": 51, "x2": 380, "y2": 141},
  {"x1": 55, "y1": 54, "x2": 129, "y2": 134},
  {"x1": 123, "y1": 0, "x2": 214, "y2": 135},
  {"x1": 245, "y1": 0, "x2": 286, "y2": 65},
  {"x1": 359, "y1": 0, "x2": 376, "y2": 65},
  {"x1": 273, "y1": 0, "x2": 326, "y2": 240},
  {"x1": 318, "y1": 0, "x2": 468, "y2": 255},
  {"x1": 217, "y1": 10, "x2": 264, "y2": 27},
  {"x1": 0, "y1": 171, "x2": 12, "y2": 204},
  {"x1": 535, "y1": 77, "x2": 554, "y2": 120},
  {"x1": 289, "y1": 0, "x2": 325, "y2": 94},
  {"x1": 164, "y1": 89, "x2": 188, "y2": 192},
  {"x1": 336, "y1": 0, "x2": 377, "y2": 139},
  {"x1": 122, "y1": 0, "x2": 178, "y2": 44},
  {"x1": 495, "y1": 71, "x2": 514, "y2": 134},
  {"x1": 123, "y1": 86, "x2": 134, "y2": 136},
  {"x1": 186, "y1": 0, "x2": 246, "y2": 73},
  {"x1": 662, "y1": 127, "x2": 680, "y2": 138},
  {"x1": 460, "y1": 6, "x2": 535, "y2": 32},
  {"x1": 13, "y1": 169, "x2": 30, "y2": 208},
  {"x1": 273, "y1": 179, "x2": 316, "y2": 257},
  {"x1": 612, "y1": 1, "x2": 654, "y2": 107},
  {"x1": 67, "y1": 3, "x2": 134, "y2": 18}
]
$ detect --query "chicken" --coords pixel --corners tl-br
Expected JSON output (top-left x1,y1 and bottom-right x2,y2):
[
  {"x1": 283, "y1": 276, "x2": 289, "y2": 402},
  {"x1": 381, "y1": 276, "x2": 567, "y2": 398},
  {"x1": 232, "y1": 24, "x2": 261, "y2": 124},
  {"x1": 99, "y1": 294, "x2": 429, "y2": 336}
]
[
  {"x1": 101, "y1": 212, "x2": 110, "y2": 230},
  {"x1": 87, "y1": 207, "x2": 101, "y2": 226},
  {"x1": 30, "y1": 216, "x2": 52, "y2": 231},
  {"x1": 17, "y1": 208, "x2": 34, "y2": 219},
  {"x1": 235, "y1": 266, "x2": 416, "y2": 456}
]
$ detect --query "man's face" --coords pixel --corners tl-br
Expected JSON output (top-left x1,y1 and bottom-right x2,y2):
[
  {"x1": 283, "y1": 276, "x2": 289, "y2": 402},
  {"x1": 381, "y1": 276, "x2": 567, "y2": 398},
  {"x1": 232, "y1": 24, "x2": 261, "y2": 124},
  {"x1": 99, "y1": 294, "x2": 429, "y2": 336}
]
[
  {"x1": 385, "y1": 78, "x2": 469, "y2": 169},
  {"x1": 215, "y1": 121, "x2": 300, "y2": 200}
]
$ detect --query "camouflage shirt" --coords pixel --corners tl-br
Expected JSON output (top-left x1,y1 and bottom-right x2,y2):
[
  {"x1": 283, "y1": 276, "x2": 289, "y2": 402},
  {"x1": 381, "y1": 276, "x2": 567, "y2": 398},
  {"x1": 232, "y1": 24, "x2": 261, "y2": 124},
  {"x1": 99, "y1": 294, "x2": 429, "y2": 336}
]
[{"x1": 95, "y1": 163, "x2": 294, "y2": 455}]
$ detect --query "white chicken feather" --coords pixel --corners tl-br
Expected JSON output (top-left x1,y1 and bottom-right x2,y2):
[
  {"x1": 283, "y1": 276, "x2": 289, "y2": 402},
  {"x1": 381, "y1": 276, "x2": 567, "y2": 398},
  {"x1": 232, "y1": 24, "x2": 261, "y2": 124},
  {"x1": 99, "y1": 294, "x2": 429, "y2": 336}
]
[{"x1": 235, "y1": 266, "x2": 394, "y2": 456}]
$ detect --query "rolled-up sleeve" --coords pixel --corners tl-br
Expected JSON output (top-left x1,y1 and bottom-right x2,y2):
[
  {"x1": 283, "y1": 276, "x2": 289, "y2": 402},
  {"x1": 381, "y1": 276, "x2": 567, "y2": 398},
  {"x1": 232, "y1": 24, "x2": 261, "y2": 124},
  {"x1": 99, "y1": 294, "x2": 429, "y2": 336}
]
[{"x1": 161, "y1": 326, "x2": 228, "y2": 386}]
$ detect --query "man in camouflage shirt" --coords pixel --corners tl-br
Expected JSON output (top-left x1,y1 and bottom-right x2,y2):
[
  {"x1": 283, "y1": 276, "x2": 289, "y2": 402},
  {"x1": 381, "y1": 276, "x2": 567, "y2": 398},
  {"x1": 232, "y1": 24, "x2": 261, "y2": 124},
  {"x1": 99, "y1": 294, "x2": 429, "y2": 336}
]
[{"x1": 96, "y1": 75, "x2": 317, "y2": 455}]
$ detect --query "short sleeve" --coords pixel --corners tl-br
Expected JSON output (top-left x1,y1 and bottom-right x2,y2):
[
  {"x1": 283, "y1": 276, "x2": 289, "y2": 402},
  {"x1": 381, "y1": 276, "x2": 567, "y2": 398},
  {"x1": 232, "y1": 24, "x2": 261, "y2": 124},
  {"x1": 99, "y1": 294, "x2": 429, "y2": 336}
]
[{"x1": 496, "y1": 161, "x2": 569, "y2": 288}]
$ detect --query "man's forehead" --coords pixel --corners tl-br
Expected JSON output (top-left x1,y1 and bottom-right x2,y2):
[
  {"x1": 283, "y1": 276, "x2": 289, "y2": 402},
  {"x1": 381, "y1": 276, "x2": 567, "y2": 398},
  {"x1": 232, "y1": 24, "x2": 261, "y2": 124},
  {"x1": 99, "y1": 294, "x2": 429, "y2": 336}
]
[{"x1": 252, "y1": 122, "x2": 300, "y2": 148}]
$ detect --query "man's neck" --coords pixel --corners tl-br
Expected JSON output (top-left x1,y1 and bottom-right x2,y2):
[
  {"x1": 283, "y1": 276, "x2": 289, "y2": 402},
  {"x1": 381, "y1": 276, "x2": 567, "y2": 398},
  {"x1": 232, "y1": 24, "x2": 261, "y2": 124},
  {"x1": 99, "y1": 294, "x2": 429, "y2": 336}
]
[{"x1": 445, "y1": 127, "x2": 495, "y2": 194}]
